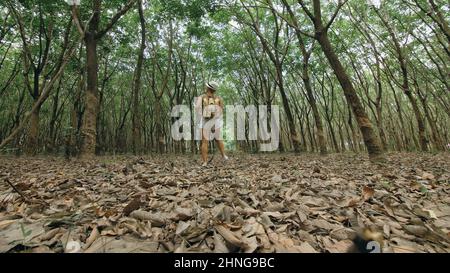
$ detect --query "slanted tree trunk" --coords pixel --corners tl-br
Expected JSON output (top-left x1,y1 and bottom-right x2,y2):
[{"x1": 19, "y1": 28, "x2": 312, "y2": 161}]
[
  {"x1": 154, "y1": 97, "x2": 165, "y2": 153},
  {"x1": 48, "y1": 78, "x2": 63, "y2": 152},
  {"x1": 347, "y1": 104, "x2": 360, "y2": 152},
  {"x1": 7, "y1": 3, "x2": 73, "y2": 155},
  {"x1": 416, "y1": 83, "x2": 444, "y2": 151},
  {"x1": 281, "y1": 0, "x2": 326, "y2": 154},
  {"x1": 240, "y1": 1, "x2": 301, "y2": 152},
  {"x1": 304, "y1": 73, "x2": 327, "y2": 155},
  {"x1": 317, "y1": 33, "x2": 383, "y2": 157},
  {"x1": 302, "y1": 0, "x2": 384, "y2": 159},
  {"x1": 375, "y1": 9, "x2": 428, "y2": 151},
  {"x1": 412, "y1": 0, "x2": 450, "y2": 54}
]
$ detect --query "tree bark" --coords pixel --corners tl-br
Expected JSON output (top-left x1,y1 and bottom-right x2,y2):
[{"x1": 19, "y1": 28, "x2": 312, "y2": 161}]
[
  {"x1": 132, "y1": 0, "x2": 146, "y2": 155},
  {"x1": 316, "y1": 33, "x2": 383, "y2": 157},
  {"x1": 81, "y1": 30, "x2": 99, "y2": 156},
  {"x1": 25, "y1": 102, "x2": 41, "y2": 155},
  {"x1": 295, "y1": 0, "x2": 384, "y2": 159},
  {"x1": 73, "y1": 0, "x2": 137, "y2": 157}
]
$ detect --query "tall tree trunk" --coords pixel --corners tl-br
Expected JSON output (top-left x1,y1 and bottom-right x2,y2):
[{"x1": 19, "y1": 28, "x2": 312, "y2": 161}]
[
  {"x1": 325, "y1": 114, "x2": 339, "y2": 153},
  {"x1": 79, "y1": 0, "x2": 101, "y2": 156},
  {"x1": 48, "y1": 80, "x2": 62, "y2": 151},
  {"x1": 241, "y1": 2, "x2": 301, "y2": 153},
  {"x1": 73, "y1": 0, "x2": 136, "y2": 157},
  {"x1": 347, "y1": 105, "x2": 359, "y2": 152},
  {"x1": 387, "y1": 79, "x2": 410, "y2": 150},
  {"x1": 25, "y1": 71, "x2": 41, "y2": 155},
  {"x1": 81, "y1": 32, "x2": 99, "y2": 156},
  {"x1": 277, "y1": 69, "x2": 301, "y2": 152},
  {"x1": 154, "y1": 98, "x2": 165, "y2": 153},
  {"x1": 397, "y1": 53, "x2": 428, "y2": 151},
  {"x1": 375, "y1": 101, "x2": 387, "y2": 150},
  {"x1": 374, "y1": 60, "x2": 387, "y2": 150},
  {"x1": 403, "y1": 85, "x2": 428, "y2": 151},
  {"x1": 338, "y1": 118, "x2": 346, "y2": 152},
  {"x1": 25, "y1": 101, "x2": 41, "y2": 155},
  {"x1": 132, "y1": 0, "x2": 146, "y2": 155},
  {"x1": 305, "y1": 79, "x2": 326, "y2": 154},
  {"x1": 343, "y1": 116, "x2": 354, "y2": 151},
  {"x1": 306, "y1": 113, "x2": 315, "y2": 152}
]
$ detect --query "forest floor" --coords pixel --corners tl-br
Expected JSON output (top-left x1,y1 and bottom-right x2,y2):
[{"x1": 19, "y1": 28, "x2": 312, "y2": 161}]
[{"x1": 0, "y1": 152, "x2": 449, "y2": 253}]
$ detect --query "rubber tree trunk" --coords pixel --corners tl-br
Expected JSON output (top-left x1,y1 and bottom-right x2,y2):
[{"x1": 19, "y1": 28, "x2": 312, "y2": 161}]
[
  {"x1": 132, "y1": 0, "x2": 145, "y2": 155},
  {"x1": 25, "y1": 102, "x2": 41, "y2": 155},
  {"x1": 80, "y1": 32, "x2": 99, "y2": 156},
  {"x1": 276, "y1": 69, "x2": 301, "y2": 152},
  {"x1": 315, "y1": 32, "x2": 384, "y2": 159},
  {"x1": 303, "y1": 70, "x2": 327, "y2": 154}
]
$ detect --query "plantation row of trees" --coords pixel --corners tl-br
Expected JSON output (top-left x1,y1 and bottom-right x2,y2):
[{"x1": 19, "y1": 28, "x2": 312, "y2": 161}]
[{"x1": 0, "y1": 0, "x2": 448, "y2": 158}]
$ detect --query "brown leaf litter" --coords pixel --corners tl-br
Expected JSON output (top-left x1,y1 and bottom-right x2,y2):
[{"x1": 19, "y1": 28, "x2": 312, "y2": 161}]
[{"x1": 0, "y1": 152, "x2": 449, "y2": 253}]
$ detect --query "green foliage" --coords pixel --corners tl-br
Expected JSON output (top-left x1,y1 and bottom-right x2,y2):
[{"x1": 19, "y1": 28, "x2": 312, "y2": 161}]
[{"x1": 0, "y1": 0, "x2": 448, "y2": 154}]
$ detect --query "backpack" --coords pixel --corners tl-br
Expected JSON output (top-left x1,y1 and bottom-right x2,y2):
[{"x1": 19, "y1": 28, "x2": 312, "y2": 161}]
[{"x1": 202, "y1": 95, "x2": 221, "y2": 119}]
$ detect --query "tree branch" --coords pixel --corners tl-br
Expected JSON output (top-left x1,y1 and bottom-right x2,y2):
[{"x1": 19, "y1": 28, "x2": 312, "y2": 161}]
[
  {"x1": 325, "y1": 0, "x2": 349, "y2": 31},
  {"x1": 71, "y1": 5, "x2": 85, "y2": 36},
  {"x1": 297, "y1": 0, "x2": 315, "y2": 22},
  {"x1": 8, "y1": 2, "x2": 35, "y2": 70},
  {"x1": 96, "y1": 0, "x2": 137, "y2": 39},
  {"x1": 269, "y1": 0, "x2": 316, "y2": 39}
]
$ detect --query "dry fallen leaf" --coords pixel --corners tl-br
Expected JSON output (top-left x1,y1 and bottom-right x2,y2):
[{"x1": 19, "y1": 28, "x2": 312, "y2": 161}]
[
  {"x1": 391, "y1": 245, "x2": 418, "y2": 253},
  {"x1": 362, "y1": 186, "x2": 375, "y2": 201},
  {"x1": 39, "y1": 228, "x2": 61, "y2": 242},
  {"x1": 123, "y1": 198, "x2": 142, "y2": 216},
  {"x1": 0, "y1": 220, "x2": 17, "y2": 229},
  {"x1": 421, "y1": 172, "x2": 435, "y2": 181},
  {"x1": 213, "y1": 232, "x2": 229, "y2": 253},
  {"x1": 298, "y1": 242, "x2": 318, "y2": 253},
  {"x1": 215, "y1": 225, "x2": 249, "y2": 250},
  {"x1": 175, "y1": 221, "x2": 191, "y2": 235},
  {"x1": 324, "y1": 239, "x2": 354, "y2": 253},
  {"x1": 403, "y1": 225, "x2": 429, "y2": 237},
  {"x1": 84, "y1": 227, "x2": 100, "y2": 249},
  {"x1": 130, "y1": 210, "x2": 165, "y2": 227}
]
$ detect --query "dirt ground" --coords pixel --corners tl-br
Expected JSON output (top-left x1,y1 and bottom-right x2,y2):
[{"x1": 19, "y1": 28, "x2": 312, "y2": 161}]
[{"x1": 0, "y1": 152, "x2": 449, "y2": 253}]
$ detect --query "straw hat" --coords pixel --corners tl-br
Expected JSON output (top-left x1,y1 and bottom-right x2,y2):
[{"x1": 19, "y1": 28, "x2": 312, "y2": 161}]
[{"x1": 206, "y1": 81, "x2": 219, "y2": 91}]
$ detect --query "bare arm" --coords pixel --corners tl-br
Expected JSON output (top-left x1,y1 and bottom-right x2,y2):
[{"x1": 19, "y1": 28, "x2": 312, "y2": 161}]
[{"x1": 216, "y1": 96, "x2": 224, "y2": 116}]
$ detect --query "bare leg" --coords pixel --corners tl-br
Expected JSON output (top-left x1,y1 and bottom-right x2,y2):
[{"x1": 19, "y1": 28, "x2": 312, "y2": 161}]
[
  {"x1": 201, "y1": 129, "x2": 209, "y2": 163},
  {"x1": 214, "y1": 128, "x2": 226, "y2": 157},
  {"x1": 216, "y1": 140, "x2": 226, "y2": 157}
]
